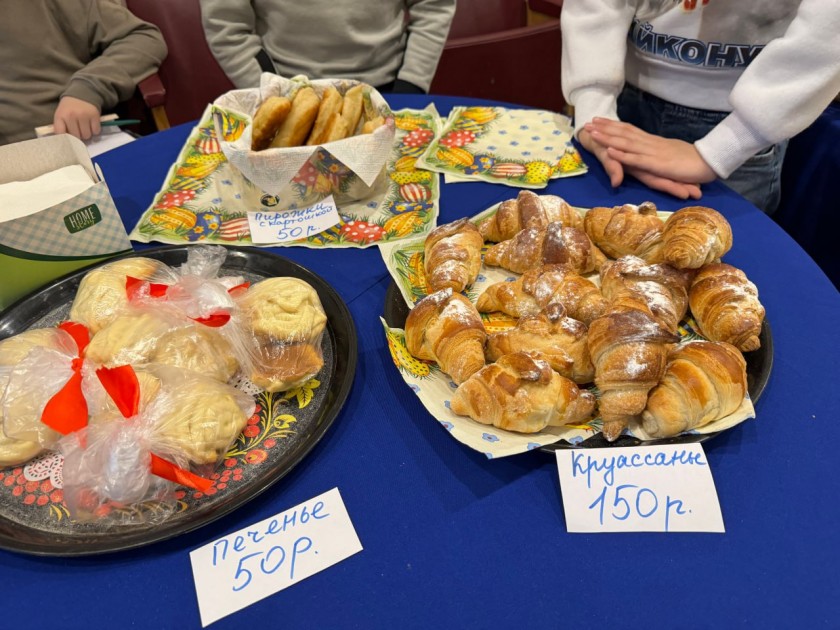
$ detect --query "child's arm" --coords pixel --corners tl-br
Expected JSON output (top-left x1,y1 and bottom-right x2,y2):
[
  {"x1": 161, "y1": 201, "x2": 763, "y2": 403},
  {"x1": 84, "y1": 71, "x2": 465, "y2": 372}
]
[
  {"x1": 60, "y1": 1, "x2": 167, "y2": 118},
  {"x1": 200, "y1": 0, "x2": 264, "y2": 89},
  {"x1": 694, "y1": 0, "x2": 840, "y2": 179}
]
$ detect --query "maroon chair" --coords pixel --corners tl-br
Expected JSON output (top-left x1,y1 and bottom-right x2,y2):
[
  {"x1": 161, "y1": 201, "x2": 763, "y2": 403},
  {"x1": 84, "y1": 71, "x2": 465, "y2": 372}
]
[
  {"x1": 527, "y1": 0, "x2": 563, "y2": 19},
  {"x1": 127, "y1": 0, "x2": 235, "y2": 127},
  {"x1": 430, "y1": 14, "x2": 565, "y2": 113}
]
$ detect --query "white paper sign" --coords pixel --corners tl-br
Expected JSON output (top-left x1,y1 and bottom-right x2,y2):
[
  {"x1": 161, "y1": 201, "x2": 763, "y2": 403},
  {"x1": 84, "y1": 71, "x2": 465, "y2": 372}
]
[
  {"x1": 555, "y1": 444, "x2": 724, "y2": 533},
  {"x1": 190, "y1": 487, "x2": 363, "y2": 626},
  {"x1": 247, "y1": 194, "x2": 341, "y2": 244}
]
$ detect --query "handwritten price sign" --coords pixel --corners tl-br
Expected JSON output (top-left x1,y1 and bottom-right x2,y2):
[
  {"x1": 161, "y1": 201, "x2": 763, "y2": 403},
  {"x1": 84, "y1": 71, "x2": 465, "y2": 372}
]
[
  {"x1": 555, "y1": 444, "x2": 724, "y2": 533},
  {"x1": 190, "y1": 488, "x2": 363, "y2": 626},
  {"x1": 248, "y1": 194, "x2": 341, "y2": 244}
]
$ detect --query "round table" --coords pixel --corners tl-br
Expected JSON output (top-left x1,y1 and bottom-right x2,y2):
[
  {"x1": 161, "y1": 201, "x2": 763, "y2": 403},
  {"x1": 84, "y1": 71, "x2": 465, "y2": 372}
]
[{"x1": 2, "y1": 94, "x2": 838, "y2": 629}]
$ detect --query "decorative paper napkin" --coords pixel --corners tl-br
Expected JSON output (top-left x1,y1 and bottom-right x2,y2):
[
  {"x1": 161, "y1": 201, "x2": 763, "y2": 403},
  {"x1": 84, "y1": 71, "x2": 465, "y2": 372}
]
[
  {"x1": 379, "y1": 204, "x2": 756, "y2": 458},
  {"x1": 416, "y1": 106, "x2": 587, "y2": 189},
  {"x1": 129, "y1": 106, "x2": 441, "y2": 248}
]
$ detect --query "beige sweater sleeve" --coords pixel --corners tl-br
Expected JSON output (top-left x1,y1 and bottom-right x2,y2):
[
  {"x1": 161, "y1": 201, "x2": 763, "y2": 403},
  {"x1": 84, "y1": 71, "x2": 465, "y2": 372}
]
[
  {"x1": 399, "y1": 0, "x2": 456, "y2": 92},
  {"x1": 62, "y1": 0, "x2": 168, "y2": 110}
]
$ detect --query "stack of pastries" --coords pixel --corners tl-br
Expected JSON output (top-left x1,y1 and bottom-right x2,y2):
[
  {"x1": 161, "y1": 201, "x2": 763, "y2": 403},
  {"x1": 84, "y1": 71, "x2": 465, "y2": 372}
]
[
  {"x1": 250, "y1": 83, "x2": 386, "y2": 151},
  {"x1": 403, "y1": 191, "x2": 764, "y2": 440}
]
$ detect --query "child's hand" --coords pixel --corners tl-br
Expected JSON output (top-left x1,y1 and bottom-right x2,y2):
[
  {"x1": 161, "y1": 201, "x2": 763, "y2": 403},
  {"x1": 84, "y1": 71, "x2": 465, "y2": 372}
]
[
  {"x1": 579, "y1": 127, "x2": 625, "y2": 188},
  {"x1": 582, "y1": 120, "x2": 703, "y2": 200},
  {"x1": 53, "y1": 96, "x2": 102, "y2": 140},
  {"x1": 585, "y1": 118, "x2": 715, "y2": 190}
]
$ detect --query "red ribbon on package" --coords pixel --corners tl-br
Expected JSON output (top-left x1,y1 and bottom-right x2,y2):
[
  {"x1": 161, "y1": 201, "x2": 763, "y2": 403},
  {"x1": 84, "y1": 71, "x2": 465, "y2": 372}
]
[
  {"x1": 150, "y1": 454, "x2": 213, "y2": 493},
  {"x1": 95, "y1": 364, "x2": 211, "y2": 493},
  {"x1": 39, "y1": 321, "x2": 91, "y2": 435},
  {"x1": 125, "y1": 276, "x2": 169, "y2": 301},
  {"x1": 227, "y1": 281, "x2": 250, "y2": 295},
  {"x1": 124, "y1": 276, "x2": 235, "y2": 328}
]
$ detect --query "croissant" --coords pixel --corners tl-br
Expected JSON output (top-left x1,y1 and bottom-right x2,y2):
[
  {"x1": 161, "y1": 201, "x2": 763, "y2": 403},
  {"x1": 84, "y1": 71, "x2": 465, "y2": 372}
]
[
  {"x1": 486, "y1": 304, "x2": 594, "y2": 384},
  {"x1": 450, "y1": 351, "x2": 596, "y2": 433},
  {"x1": 405, "y1": 288, "x2": 486, "y2": 384},
  {"x1": 476, "y1": 264, "x2": 606, "y2": 325},
  {"x1": 423, "y1": 218, "x2": 484, "y2": 293},
  {"x1": 583, "y1": 201, "x2": 664, "y2": 262},
  {"x1": 599, "y1": 255, "x2": 694, "y2": 334},
  {"x1": 587, "y1": 309, "x2": 680, "y2": 441},
  {"x1": 478, "y1": 190, "x2": 581, "y2": 242},
  {"x1": 641, "y1": 341, "x2": 747, "y2": 438},
  {"x1": 689, "y1": 263, "x2": 765, "y2": 351},
  {"x1": 660, "y1": 206, "x2": 732, "y2": 269},
  {"x1": 483, "y1": 222, "x2": 599, "y2": 275}
]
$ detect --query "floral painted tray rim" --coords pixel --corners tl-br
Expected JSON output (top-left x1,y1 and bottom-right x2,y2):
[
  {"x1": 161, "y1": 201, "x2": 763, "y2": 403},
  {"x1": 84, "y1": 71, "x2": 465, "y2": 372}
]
[
  {"x1": 128, "y1": 106, "x2": 442, "y2": 249},
  {"x1": 379, "y1": 206, "x2": 771, "y2": 458},
  {"x1": 0, "y1": 245, "x2": 357, "y2": 556}
]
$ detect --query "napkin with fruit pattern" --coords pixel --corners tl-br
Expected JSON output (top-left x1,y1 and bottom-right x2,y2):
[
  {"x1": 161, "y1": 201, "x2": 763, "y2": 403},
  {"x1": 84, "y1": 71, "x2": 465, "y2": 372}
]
[{"x1": 416, "y1": 106, "x2": 587, "y2": 189}]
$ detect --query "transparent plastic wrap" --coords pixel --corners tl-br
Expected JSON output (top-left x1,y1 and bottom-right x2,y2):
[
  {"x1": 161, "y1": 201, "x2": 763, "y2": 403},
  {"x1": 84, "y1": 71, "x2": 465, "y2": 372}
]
[
  {"x1": 237, "y1": 277, "x2": 328, "y2": 392},
  {"x1": 137, "y1": 364, "x2": 255, "y2": 468},
  {"x1": 60, "y1": 363, "x2": 254, "y2": 525},
  {"x1": 0, "y1": 328, "x2": 79, "y2": 465},
  {"x1": 135, "y1": 245, "x2": 249, "y2": 323},
  {"x1": 84, "y1": 306, "x2": 242, "y2": 383},
  {"x1": 82, "y1": 246, "x2": 255, "y2": 385},
  {"x1": 60, "y1": 419, "x2": 187, "y2": 525},
  {"x1": 69, "y1": 256, "x2": 177, "y2": 334},
  {"x1": 1, "y1": 324, "x2": 93, "y2": 449}
]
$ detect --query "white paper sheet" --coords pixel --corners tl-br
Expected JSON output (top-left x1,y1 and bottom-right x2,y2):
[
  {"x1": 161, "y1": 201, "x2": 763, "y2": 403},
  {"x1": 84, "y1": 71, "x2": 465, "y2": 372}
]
[{"x1": 0, "y1": 164, "x2": 94, "y2": 222}]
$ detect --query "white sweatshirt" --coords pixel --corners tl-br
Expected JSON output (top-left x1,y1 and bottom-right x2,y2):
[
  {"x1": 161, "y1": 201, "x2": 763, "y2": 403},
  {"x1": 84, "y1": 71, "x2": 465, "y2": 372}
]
[
  {"x1": 200, "y1": 0, "x2": 455, "y2": 93},
  {"x1": 561, "y1": 0, "x2": 840, "y2": 178}
]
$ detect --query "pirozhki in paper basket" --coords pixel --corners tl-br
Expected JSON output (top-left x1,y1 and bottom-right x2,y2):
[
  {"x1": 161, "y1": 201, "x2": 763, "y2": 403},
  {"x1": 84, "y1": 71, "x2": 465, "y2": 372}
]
[{"x1": 212, "y1": 73, "x2": 395, "y2": 206}]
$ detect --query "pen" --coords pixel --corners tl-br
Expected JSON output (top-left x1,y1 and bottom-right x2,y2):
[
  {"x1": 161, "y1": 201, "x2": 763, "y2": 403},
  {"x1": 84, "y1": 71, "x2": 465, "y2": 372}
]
[{"x1": 101, "y1": 119, "x2": 141, "y2": 127}]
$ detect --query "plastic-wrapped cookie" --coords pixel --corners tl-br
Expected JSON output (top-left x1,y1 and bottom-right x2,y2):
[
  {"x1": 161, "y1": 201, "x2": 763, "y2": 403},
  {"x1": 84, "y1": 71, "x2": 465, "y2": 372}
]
[
  {"x1": 0, "y1": 328, "x2": 78, "y2": 458},
  {"x1": 145, "y1": 369, "x2": 255, "y2": 465},
  {"x1": 85, "y1": 310, "x2": 239, "y2": 382},
  {"x1": 249, "y1": 340, "x2": 324, "y2": 393},
  {"x1": 69, "y1": 257, "x2": 174, "y2": 333},
  {"x1": 239, "y1": 278, "x2": 327, "y2": 343}
]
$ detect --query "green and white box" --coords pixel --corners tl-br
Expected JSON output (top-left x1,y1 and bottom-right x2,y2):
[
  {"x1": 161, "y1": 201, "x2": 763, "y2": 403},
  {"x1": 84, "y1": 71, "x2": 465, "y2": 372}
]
[{"x1": 0, "y1": 135, "x2": 132, "y2": 310}]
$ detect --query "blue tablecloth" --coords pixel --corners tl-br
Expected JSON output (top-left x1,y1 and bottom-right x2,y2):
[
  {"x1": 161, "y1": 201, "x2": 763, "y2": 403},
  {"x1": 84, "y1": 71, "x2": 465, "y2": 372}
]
[{"x1": 2, "y1": 95, "x2": 839, "y2": 629}]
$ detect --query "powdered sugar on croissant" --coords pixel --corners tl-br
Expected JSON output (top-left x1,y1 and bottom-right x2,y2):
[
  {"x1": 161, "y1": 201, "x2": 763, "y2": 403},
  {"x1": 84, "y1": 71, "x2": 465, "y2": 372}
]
[
  {"x1": 642, "y1": 341, "x2": 747, "y2": 438},
  {"x1": 450, "y1": 351, "x2": 595, "y2": 433},
  {"x1": 689, "y1": 263, "x2": 764, "y2": 351},
  {"x1": 583, "y1": 201, "x2": 664, "y2": 262},
  {"x1": 587, "y1": 309, "x2": 680, "y2": 441},
  {"x1": 423, "y1": 218, "x2": 484, "y2": 293},
  {"x1": 405, "y1": 288, "x2": 486, "y2": 384},
  {"x1": 477, "y1": 264, "x2": 606, "y2": 325},
  {"x1": 600, "y1": 255, "x2": 694, "y2": 334},
  {"x1": 485, "y1": 304, "x2": 595, "y2": 384},
  {"x1": 483, "y1": 222, "x2": 599, "y2": 275},
  {"x1": 478, "y1": 190, "x2": 581, "y2": 242}
]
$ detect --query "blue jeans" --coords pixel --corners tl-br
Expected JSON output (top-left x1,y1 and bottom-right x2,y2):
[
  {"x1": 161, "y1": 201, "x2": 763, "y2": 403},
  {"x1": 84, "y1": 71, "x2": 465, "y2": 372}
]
[{"x1": 617, "y1": 84, "x2": 787, "y2": 214}]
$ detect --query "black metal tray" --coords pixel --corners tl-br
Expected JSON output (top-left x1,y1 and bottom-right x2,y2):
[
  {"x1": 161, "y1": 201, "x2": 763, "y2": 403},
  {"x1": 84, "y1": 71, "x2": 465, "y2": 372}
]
[
  {"x1": 0, "y1": 245, "x2": 357, "y2": 556},
  {"x1": 383, "y1": 280, "x2": 772, "y2": 451}
]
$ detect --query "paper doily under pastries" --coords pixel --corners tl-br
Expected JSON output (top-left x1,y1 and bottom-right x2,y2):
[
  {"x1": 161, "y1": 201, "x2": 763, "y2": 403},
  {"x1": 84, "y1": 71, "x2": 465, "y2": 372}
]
[{"x1": 382, "y1": 192, "x2": 765, "y2": 458}]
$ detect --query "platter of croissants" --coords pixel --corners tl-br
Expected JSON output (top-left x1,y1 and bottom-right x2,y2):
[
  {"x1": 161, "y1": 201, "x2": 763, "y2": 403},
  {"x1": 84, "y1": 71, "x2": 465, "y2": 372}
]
[
  {"x1": 383, "y1": 191, "x2": 771, "y2": 453},
  {"x1": 0, "y1": 245, "x2": 356, "y2": 555}
]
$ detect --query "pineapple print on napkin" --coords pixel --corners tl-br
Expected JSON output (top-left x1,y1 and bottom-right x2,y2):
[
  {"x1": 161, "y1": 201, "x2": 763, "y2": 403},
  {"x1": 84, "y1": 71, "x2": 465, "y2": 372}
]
[{"x1": 417, "y1": 106, "x2": 587, "y2": 188}]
